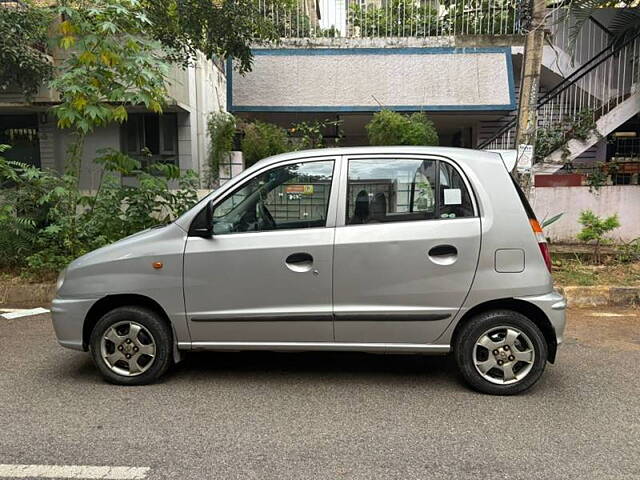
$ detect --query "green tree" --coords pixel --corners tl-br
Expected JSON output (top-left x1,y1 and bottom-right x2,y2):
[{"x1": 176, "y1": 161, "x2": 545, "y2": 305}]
[
  {"x1": 48, "y1": 0, "x2": 170, "y2": 260},
  {"x1": 52, "y1": 0, "x2": 168, "y2": 139},
  {"x1": 0, "y1": 3, "x2": 54, "y2": 99},
  {"x1": 577, "y1": 210, "x2": 620, "y2": 264},
  {"x1": 141, "y1": 0, "x2": 281, "y2": 74},
  {"x1": 366, "y1": 110, "x2": 439, "y2": 146}
]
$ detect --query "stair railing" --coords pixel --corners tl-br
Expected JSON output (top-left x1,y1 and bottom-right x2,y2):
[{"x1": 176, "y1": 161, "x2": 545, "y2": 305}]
[{"x1": 480, "y1": 24, "x2": 640, "y2": 152}]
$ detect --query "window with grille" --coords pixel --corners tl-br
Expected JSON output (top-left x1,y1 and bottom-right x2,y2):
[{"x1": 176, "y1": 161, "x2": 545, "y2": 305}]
[{"x1": 121, "y1": 113, "x2": 178, "y2": 166}]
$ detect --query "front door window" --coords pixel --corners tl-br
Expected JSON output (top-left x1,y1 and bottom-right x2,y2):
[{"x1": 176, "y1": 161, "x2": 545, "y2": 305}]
[{"x1": 213, "y1": 160, "x2": 334, "y2": 234}]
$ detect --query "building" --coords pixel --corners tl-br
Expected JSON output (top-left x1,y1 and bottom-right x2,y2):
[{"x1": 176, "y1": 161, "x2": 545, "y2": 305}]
[
  {"x1": 2, "y1": 0, "x2": 639, "y2": 240},
  {"x1": 231, "y1": 2, "x2": 638, "y2": 165},
  {"x1": 0, "y1": 2, "x2": 227, "y2": 189},
  {"x1": 228, "y1": 0, "x2": 639, "y2": 241}
]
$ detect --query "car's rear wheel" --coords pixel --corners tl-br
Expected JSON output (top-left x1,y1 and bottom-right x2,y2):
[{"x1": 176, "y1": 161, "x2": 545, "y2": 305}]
[
  {"x1": 89, "y1": 306, "x2": 172, "y2": 385},
  {"x1": 454, "y1": 310, "x2": 548, "y2": 395}
]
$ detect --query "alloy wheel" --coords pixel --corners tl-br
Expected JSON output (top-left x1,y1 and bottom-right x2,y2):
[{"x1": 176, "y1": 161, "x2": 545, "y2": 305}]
[
  {"x1": 100, "y1": 321, "x2": 157, "y2": 377},
  {"x1": 473, "y1": 326, "x2": 535, "y2": 385}
]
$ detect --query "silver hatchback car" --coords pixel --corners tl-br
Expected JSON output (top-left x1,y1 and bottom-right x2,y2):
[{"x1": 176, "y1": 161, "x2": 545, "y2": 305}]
[{"x1": 52, "y1": 147, "x2": 566, "y2": 395}]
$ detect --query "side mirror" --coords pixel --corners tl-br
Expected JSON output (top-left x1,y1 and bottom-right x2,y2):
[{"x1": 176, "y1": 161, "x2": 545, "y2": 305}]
[{"x1": 190, "y1": 201, "x2": 214, "y2": 238}]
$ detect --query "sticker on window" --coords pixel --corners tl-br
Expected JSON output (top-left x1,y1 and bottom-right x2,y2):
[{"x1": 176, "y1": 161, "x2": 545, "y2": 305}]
[
  {"x1": 444, "y1": 188, "x2": 462, "y2": 205},
  {"x1": 285, "y1": 185, "x2": 314, "y2": 195}
]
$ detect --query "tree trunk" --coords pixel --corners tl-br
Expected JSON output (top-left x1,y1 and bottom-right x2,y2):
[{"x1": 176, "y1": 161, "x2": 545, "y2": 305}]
[
  {"x1": 65, "y1": 133, "x2": 86, "y2": 259},
  {"x1": 514, "y1": 0, "x2": 547, "y2": 197}
]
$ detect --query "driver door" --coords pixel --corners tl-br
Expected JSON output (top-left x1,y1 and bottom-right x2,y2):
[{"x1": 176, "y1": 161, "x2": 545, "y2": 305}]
[{"x1": 183, "y1": 157, "x2": 338, "y2": 344}]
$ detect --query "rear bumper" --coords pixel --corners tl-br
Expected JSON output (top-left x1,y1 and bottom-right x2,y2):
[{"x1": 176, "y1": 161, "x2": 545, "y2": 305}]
[
  {"x1": 516, "y1": 289, "x2": 567, "y2": 346},
  {"x1": 51, "y1": 297, "x2": 97, "y2": 351}
]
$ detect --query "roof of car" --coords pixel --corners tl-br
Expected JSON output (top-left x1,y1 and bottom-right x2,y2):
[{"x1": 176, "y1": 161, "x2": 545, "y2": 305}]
[{"x1": 252, "y1": 146, "x2": 503, "y2": 171}]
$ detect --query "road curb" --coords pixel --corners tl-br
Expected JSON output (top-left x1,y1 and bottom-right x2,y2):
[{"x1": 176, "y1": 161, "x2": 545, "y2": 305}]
[
  {"x1": 1, "y1": 282, "x2": 638, "y2": 309},
  {"x1": 0, "y1": 283, "x2": 56, "y2": 306},
  {"x1": 557, "y1": 286, "x2": 640, "y2": 308}
]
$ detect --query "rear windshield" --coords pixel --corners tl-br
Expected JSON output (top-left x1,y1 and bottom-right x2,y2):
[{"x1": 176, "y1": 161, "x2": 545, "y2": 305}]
[{"x1": 509, "y1": 174, "x2": 537, "y2": 220}]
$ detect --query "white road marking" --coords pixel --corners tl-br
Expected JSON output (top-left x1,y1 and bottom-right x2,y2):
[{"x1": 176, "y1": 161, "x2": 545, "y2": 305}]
[
  {"x1": 0, "y1": 307, "x2": 50, "y2": 319},
  {"x1": 0, "y1": 464, "x2": 150, "y2": 479},
  {"x1": 588, "y1": 312, "x2": 628, "y2": 317}
]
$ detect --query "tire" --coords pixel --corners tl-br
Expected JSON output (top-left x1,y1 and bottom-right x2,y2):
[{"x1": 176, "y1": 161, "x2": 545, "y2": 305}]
[
  {"x1": 454, "y1": 310, "x2": 548, "y2": 395},
  {"x1": 89, "y1": 306, "x2": 172, "y2": 386}
]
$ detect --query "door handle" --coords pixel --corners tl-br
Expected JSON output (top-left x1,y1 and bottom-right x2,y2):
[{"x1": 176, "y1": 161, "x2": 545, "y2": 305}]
[
  {"x1": 428, "y1": 245, "x2": 458, "y2": 265},
  {"x1": 285, "y1": 252, "x2": 314, "y2": 273},
  {"x1": 429, "y1": 245, "x2": 457, "y2": 257}
]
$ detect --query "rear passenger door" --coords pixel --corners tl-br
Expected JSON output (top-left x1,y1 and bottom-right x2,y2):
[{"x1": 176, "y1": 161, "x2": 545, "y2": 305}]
[{"x1": 332, "y1": 155, "x2": 481, "y2": 344}]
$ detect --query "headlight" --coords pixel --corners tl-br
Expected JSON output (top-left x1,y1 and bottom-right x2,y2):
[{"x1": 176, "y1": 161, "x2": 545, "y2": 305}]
[{"x1": 56, "y1": 269, "x2": 66, "y2": 292}]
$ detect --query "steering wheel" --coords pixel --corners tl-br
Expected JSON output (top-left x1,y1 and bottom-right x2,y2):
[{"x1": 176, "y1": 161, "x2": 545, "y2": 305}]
[{"x1": 257, "y1": 200, "x2": 276, "y2": 230}]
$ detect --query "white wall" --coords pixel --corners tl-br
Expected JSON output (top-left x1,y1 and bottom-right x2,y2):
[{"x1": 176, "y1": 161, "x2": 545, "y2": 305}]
[
  {"x1": 232, "y1": 47, "x2": 514, "y2": 110},
  {"x1": 531, "y1": 186, "x2": 640, "y2": 243},
  {"x1": 45, "y1": 123, "x2": 121, "y2": 190},
  {"x1": 180, "y1": 52, "x2": 227, "y2": 182}
]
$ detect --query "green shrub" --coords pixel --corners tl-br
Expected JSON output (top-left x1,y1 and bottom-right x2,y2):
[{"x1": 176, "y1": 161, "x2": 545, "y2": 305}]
[
  {"x1": 207, "y1": 112, "x2": 236, "y2": 186},
  {"x1": 618, "y1": 238, "x2": 640, "y2": 264},
  {"x1": 289, "y1": 119, "x2": 342, "y2": 150},
  {"x1": 0, "y1": 149, "x2": 198, "y2": 278},
  {"x1": 535, "y1": 109, "x2": 599, "y2": 163},
  {"x1": 577, "y1": 210, "x2": 620, "y2": 264},
  {"x1": 237, "y1": 118, "x2": 341, "y2": 167},
  {"x1": 366, "y1": 110, "x2": 439, "y2": 146},
  {"x1": 534, "y1": 127, "x2": 566, "y2": 162},
  {"x1": 241, "y1": 121, "x2": 290, "y2": 167}
]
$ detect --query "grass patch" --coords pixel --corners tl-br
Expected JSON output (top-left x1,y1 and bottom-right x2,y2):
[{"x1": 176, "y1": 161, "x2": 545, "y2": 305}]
[{"x1": 553, "y1": 256, "x2": 640, "y2": 286}]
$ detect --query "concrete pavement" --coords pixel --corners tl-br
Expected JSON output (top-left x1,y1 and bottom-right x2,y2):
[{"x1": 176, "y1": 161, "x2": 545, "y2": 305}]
[{"x1": 0, "y1": 308, "x2": 638, "y2": 479}]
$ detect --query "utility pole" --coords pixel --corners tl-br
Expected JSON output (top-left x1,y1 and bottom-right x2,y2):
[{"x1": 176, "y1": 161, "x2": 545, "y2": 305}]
[{"x1": 514, "y1": 0, "x2": 547, "y2": 196}]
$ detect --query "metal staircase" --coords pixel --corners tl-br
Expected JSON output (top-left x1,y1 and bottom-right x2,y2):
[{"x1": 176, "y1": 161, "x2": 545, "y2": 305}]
[{"x1": 479, "y1": 30, "x2": 640, "y2": 164}]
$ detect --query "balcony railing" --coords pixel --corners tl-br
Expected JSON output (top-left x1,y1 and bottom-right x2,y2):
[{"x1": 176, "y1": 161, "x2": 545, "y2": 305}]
[{"x1": 258, "y1": 0, "x2": 526, "y2": 39}]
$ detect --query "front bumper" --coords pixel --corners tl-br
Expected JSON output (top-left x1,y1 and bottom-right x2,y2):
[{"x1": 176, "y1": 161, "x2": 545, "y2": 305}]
[{"x1": 51, "y1": 297, "x2": 98, "y2": 351}]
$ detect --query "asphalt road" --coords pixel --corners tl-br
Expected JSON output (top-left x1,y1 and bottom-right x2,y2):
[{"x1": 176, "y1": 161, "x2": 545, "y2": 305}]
[{"x1": 0, "y1": 307, "x2": 639, "y2": 479}]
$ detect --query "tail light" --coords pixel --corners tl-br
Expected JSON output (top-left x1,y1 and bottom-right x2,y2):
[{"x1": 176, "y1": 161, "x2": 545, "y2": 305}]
[
  {"x1": 530, "y1": 219, "x2": 552, "y2": 273},
  {"x1": 509, "y1": 174, "x2": 552, "y2": 274}
]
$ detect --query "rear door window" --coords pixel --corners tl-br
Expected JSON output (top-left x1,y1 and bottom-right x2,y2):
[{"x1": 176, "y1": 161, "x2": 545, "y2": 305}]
[
  {"x1": 345, "y1": 158, "x2": 474, "y2": 224},
  {"x1": 439, "y1": 161, "x2": 474, "y2": 219}
]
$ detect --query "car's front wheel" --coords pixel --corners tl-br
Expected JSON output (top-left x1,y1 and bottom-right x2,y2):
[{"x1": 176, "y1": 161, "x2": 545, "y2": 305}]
[
  {"x1": 89, "y1": 306, "x2": 172, "y2": 385},
  {"x1": 454, "y1": 310, "x2": 548, "y2": 395}
]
